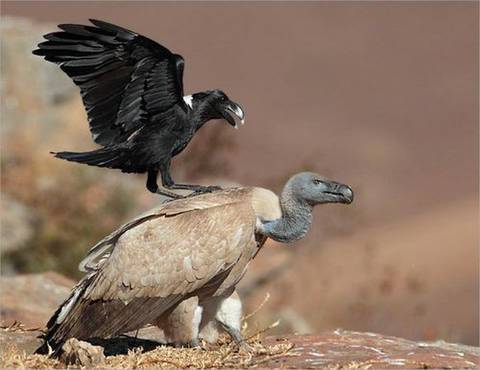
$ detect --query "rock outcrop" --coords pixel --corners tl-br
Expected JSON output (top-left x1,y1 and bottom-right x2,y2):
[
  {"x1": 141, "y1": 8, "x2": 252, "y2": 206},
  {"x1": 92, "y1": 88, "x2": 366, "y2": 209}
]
[
  {"x1": 60, "y1": 338, "x2": 105, "y2": 367},
  {"x1": 263, "y1": 330, "x2": 479, "y2": 369},
  {"x1": 0, "y1": 272, "x2": 74, "y2": 328}
]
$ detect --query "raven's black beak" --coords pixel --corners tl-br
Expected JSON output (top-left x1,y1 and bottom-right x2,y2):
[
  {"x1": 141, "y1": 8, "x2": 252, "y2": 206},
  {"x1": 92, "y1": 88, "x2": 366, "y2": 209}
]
[{"x1": 221, "y1": 100, "x2": 245, "y2": 128}]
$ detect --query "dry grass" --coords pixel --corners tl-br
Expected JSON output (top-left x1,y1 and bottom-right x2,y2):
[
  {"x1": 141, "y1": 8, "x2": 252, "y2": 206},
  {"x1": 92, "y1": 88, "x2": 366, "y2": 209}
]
[
  {"x1": 0, "y1": 334, "x2": 294, "y2": 369},
  {"x1": 0, "y1": 298, "x2": 295, "y2": 369},
  {"x1": 1, "y1": 345, "x2": 62, "y2": 369}
]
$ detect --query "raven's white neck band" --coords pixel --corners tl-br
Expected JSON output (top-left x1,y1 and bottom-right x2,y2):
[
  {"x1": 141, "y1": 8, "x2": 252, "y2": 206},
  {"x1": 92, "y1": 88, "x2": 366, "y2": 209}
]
[{"x1": 183, "y1": 95, "x2": 193, "y2": 109}]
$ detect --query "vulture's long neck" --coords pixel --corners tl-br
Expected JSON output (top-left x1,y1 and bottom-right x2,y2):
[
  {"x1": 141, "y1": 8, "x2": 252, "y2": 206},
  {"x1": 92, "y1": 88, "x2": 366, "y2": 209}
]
[{"x1": 260, "y1": 185, "x2": 313, "y2": 243}]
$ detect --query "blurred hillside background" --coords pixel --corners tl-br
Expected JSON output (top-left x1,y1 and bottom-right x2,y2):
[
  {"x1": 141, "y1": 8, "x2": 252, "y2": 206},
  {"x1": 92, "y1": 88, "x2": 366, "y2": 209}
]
[{"x1": 1, "y1": 2, "x2": 478, "y2": 346}]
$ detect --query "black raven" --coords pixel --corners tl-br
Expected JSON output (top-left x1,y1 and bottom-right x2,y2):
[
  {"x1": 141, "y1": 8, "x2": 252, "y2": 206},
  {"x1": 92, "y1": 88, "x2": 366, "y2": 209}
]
[{"x1": 33, "y1": 19, "x2": 245, "y2": 198}]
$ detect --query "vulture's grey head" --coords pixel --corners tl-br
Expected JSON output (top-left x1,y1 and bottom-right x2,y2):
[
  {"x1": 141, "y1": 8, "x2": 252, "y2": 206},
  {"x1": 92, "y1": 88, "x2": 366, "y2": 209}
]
[{"x1": 287, "y1": 172, "x2": 354, "y2": 206}]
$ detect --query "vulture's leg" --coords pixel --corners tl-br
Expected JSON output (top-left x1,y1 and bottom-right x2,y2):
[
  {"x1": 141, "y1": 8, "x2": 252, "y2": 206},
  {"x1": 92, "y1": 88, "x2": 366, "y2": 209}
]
[
  {"x1": 154, "y1": 297, "x2": 202, "y2": 348},
  {"x1": 147, "y1": 169, "x2": 183, "y2": 199},
  {"x1": 218, "y1": 321, "x2": 253, "y2": 352},
  {"x1": 160, "y1": 163, "x2": 221, "y2": 194}
]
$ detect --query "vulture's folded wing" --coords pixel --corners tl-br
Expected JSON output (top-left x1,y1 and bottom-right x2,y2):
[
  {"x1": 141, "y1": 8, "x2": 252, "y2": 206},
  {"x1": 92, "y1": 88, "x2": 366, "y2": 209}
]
[
  {"x1": 41, "y1": 189, "x2": 256, "y2": 354},
  {"x1": 79, "y1": 188, "x2": 251, "y2": 273},
  {"x1": 33, "y1": 19, "x2": 186, "y2": 146}
]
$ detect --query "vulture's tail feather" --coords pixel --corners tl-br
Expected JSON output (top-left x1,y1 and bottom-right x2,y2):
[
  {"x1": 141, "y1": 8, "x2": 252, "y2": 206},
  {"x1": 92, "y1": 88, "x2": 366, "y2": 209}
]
[
  {"x1": 35, "y1": 277, "x2": 91, "y2": 355},
  {"x1": 35, "y1": 273, "x2": 182, "y2": 357},
  {"x1": 52, "y1": 147, "x2": 129, "y2": 170}
]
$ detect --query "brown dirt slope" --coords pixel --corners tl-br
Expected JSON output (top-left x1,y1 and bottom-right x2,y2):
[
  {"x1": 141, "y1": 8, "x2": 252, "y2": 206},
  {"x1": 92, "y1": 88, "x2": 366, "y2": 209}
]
[{"x1": 245, "y1": 197, "x2": 479, "y2": 345}]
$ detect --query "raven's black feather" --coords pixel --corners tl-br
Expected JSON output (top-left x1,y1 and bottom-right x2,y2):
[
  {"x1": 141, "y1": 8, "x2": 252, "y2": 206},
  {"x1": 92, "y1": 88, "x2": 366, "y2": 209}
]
[
  {"x1": 34, "y1": 19, "x2": 183, "y2": 146},
  {"x1": 33, "y1": 20, "x2": 244, "y2": 195},
  {"x1": 53, "y1": 147, "x2": 129, "y2": 170}
]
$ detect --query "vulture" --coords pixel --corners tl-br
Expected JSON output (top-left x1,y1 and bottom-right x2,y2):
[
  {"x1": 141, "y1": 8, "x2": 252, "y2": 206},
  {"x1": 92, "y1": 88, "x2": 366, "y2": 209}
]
[
  {"x1": 36, "y1": 172, "x2": 353, "y2": 355},
  {"x1": 33, "y1": 19, "x2": 245, "y2": 198}
]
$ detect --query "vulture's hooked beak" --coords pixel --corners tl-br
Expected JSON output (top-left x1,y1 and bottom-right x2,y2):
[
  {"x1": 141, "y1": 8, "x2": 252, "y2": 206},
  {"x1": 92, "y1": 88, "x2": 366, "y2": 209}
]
[
  {"x1": 221, "y1": 100, "x2": 245, "y2": 128},
  {"x1": 322, "y1": 182, "x2": 354, "y2": 204}
]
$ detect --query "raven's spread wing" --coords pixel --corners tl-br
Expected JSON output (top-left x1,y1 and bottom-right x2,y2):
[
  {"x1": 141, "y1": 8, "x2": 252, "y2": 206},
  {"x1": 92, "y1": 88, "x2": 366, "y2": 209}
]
[{"x1": 33, "y1": 19, "x2": 186, "y2": 146}]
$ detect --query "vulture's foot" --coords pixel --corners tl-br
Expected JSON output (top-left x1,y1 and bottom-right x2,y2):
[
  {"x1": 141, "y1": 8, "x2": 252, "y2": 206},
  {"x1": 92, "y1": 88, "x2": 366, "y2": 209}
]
[
  {"x1": 219, "y1": 323, "x2": 254, "y2": 352},
  {"x1": 173, "y1": 338, "x2": 201, "y2": 348},
  {"x1": 237, "y1": 340, "x2": 255, "y2": 354}
]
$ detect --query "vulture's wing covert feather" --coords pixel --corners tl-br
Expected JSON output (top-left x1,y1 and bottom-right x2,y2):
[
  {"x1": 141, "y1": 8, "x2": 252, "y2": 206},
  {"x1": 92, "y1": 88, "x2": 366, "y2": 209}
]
[
  {"x1": 79, "y1": 189, "x2": 251, "y2": 272},
  {"x1": 33, "y1": 19, "x2": 186, "y2": 146}
]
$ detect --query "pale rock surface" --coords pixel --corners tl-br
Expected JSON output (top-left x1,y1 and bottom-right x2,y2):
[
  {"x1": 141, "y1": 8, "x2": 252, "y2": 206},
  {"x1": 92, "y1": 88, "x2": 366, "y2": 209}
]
[{"x1": 60, "y1": 338, "x2": 105, "y2": 367}]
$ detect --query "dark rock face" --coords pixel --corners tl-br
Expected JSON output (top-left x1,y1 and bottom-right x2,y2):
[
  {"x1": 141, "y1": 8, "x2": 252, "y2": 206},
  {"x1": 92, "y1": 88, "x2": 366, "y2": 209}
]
[{"x1": 263, "y1": 330, "x2": 480, "y2": 369}]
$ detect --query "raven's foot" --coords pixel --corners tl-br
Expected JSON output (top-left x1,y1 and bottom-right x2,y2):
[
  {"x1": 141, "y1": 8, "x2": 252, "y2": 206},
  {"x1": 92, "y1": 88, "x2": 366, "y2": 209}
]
[
  {"x1": 193, "y1": 185, "x2": 222, "y2": 193},
  {"x1": 148, "y1": 185, "x2": 184, "y2": 199},
  {"x1": 168, "y1": 184, "x2": 222, "y2": 192},
  {"x1": 187, "y1": 186, "x2": 222, "y2": 197}
]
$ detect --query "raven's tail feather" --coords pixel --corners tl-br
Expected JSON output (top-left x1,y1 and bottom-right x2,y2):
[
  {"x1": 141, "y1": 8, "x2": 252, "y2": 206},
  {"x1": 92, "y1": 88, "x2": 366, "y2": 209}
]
[{"x1": 52, "y1": 147, "x2": 129, "y2": 170}]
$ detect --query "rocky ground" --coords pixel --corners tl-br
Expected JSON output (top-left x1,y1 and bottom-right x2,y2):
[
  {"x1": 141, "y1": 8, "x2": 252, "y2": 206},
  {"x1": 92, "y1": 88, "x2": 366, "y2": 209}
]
[
  {"x1": 1, "y1": 273, "x2": 479, "y2": 369},
  {"x1": 1, "y1": 326, "x2": 479, "y2": 369}
]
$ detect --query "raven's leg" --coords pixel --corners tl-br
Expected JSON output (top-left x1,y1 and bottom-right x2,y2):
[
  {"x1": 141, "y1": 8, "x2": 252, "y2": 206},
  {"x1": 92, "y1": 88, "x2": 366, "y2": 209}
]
[
  {"x1": 147, "y1": 169, "x2": 183, "y2": 199},
  {"x1": 160, "y1": 163, "x2": 221, "y2": 194}
]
